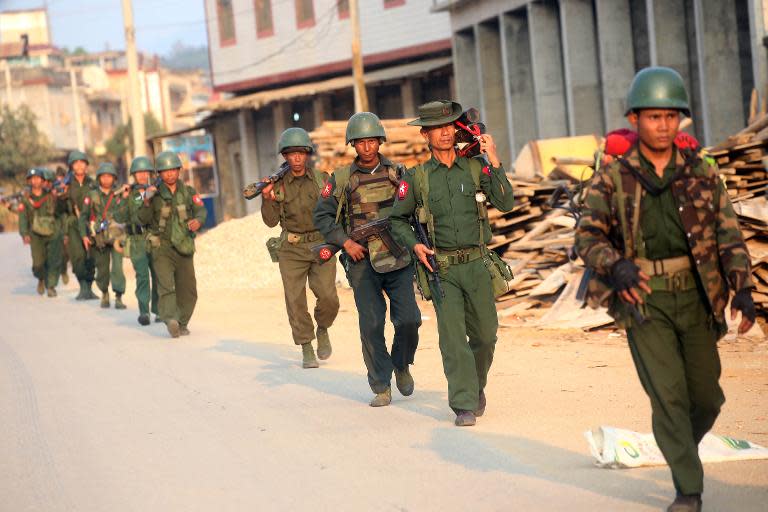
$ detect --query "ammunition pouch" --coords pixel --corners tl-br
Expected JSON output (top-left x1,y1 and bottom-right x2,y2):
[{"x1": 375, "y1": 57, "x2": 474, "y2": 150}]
[
  {"x1": 482, "y1": 249, "x2": 514, "y2": 298},
  {"x1": 31, "y1": 215, "x2": 56, "y2": 237},
  {"x1": 266, "y1": 236, "x2": 283, "y2": 263}
]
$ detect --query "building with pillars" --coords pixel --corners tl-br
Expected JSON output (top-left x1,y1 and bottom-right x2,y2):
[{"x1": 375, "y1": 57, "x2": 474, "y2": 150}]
[{"x1": 435, "y1": 0, "x2": 767, "y2": 166}]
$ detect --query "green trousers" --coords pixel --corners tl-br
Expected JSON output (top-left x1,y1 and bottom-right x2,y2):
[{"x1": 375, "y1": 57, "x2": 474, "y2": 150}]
[
  {"x1": 277, "y1": 241, "x2": 339, "y2": 345},
  {"x1": 128, "y1": 236, "x2": 158, "y2": 316},
  {"x1": 29, "y1": 232, "x2": 62, "y2": 289},
  {"x1": 627, "y1": 289, "x2": 724, "y2": 495},
  {"x1": 93, "y1": 244, "x2": 125, "y2": 294},
  {"x1": 431, "y1": 257, "x2": 498, "y2": 412},
  {"x1": 67, "y1": 217, "x2": 95, "y2": 283},
  {"x1": 152, "y1": 242, "x2": 197, "y2": 327}
]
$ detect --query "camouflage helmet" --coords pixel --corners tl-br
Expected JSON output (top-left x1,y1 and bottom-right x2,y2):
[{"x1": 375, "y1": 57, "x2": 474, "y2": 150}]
[
  {"x1": 345, "y1": 112, "x2": 386, "y2": 144},
  {"x1": 155, "y1": 151, "x2": 183, "y2": 172},
  {"x1": 625, "y1": 66, "x2": 691, "y2": 117},
  {"x1": 277, "y1": 127, "x2": 313, "y2": 154},
  {"x1": 130, "y1": 156, "x2": 155, "y2": 174},
  {"x1": 96, "y1": 162, "x2": 118, "y2": 178},
  {"x1": 26, "y1": 167, "x2": 47, "y2": 180},
  {"x1": 67, "y1": 150, "x2": 89, "y2": 166}
]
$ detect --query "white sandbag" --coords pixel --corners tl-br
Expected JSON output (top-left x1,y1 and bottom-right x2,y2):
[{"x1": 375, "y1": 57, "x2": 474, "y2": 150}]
[{"x1": 585, "y1": 426, "x2": 768, "y2": 469}]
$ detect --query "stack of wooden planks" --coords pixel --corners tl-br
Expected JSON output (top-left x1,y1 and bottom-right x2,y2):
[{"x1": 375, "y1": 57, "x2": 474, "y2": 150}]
[{"x1": 709, "y1": 113, "x2": 768, "y2": 202}]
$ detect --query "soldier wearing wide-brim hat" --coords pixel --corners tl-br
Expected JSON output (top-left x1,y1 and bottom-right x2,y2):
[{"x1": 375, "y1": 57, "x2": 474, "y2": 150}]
[
  {"x1": 390, "y1": 100, "x2": 515, "y2": 427},
  {"x1": 314, "y1": 112, "x2": 421, "y2": 406},
  {"x1": 576, "y1": 66, "x2": 755, "y2": 512},
  {"x1": 261, "y1": 127, "x2": 339, "y2": 368}
]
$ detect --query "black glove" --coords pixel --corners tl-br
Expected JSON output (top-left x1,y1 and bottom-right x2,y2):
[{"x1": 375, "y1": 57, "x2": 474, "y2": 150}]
[
  {"x1": 610, "y1": 258, "x2": 642, "y2": 292},
  {"x1": 731, "y1": 288, "x2": 756, "y2": 323}
]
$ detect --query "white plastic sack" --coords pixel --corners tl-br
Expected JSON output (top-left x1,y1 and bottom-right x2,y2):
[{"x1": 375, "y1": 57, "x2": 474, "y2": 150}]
[{"x1": 585, "y1": 426, "x2": 768, "y2": 469}]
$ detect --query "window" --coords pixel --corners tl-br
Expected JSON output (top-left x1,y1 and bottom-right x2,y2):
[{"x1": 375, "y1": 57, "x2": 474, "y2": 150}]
[
  {"x1": 295, "y1": 0, "x2": 315, "y2": 29},
  {"x1": 254, "y1": 0, "x2": 274, "y2": 37},
  {"x1": 384, "y1": 0, "x2": 405, "y2": 8},
  {"x1": 337, "y1": 0, "x2": 349, "y2": 19},
  {"x1": 217, "y1": 0, "x2": 236, "y2": 46}
]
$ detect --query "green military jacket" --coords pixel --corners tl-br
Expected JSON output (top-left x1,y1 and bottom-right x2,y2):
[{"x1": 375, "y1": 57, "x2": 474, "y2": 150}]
[
  {"x1": 60, "y1": 174, "x2": 95, "y2": 220},
  {"x1": 114, "y1": 185, "x2": 150, "y2": 230},
  {"x1": 137, "y1": 182, "x2": 207, "y2": 256},
  {"x1": 261, "y1": 168, "x2": 326, "y2": 234},
  {"x1": 575, "y1": 144, "x2": 754, "y2": 326},
  {"x1": 390, "y1": 154, "x2": 515, "y2": 251},
  {"x1": 78, "y1": 187, "x2": 122, "y2": 238},
  {"x1": 18, "y1": 190, "x2": 65, "y2": 238}
]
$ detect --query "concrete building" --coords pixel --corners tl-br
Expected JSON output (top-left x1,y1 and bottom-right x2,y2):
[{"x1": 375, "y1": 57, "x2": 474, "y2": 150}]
[
  {"x1": 434, "y1": 0, "x2": 768, "y2": 165},
  {"x1": 199, "y1": 0, "x2": 455, "y2": 220}
]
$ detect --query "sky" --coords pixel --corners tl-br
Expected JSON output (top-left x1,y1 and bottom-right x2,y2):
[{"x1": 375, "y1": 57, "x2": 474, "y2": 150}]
[{"x1": 1, "y1": 0, "x2": 209, "y2": 55}]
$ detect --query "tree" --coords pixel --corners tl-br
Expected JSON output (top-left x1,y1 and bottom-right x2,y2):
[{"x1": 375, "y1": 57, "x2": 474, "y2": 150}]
[
  {"x1": 0, "y1": 104, "x2": 53, "y2": 182},
  {"x1": 105, "y1": 112, "x2": 163, "y2": 160}
]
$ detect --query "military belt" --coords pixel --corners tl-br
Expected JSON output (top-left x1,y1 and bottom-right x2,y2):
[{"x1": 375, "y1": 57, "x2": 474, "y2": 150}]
[
  {"x1": 647, "y1": 269, "x2": 698, "y2": 292},
  {"x1": 286, "y1": 230, "x2": 322, "y2": 244},
  {"x1": 636, "y1": 255, "x2": 691, "y2": 276},
  {"x1": 125, "y1": 224, "x2": 146, "y2": 235},
  {"x1": 436, "y1": 246, "x2": 483, "y2": 265}
]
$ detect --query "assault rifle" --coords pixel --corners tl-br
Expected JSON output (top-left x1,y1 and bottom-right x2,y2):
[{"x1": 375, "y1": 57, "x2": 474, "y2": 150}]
[
  {"x1": 311, "y1": 217, "x2": 405, "y2": 265},
  {"x1": 134, "y1": 177, "x2": 163, "y2": 201},
  {"x1": 411, "y1": 214, "x2": 444, "y2": 304},
  {"x1": 242, "y1": 162, "x2": 290, "y2": 200}
]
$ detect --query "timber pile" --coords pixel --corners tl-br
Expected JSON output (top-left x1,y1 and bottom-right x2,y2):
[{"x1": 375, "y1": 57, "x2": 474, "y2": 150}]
[{"x1": 310, "y1": 119, "x2": 430, "y2": 173}]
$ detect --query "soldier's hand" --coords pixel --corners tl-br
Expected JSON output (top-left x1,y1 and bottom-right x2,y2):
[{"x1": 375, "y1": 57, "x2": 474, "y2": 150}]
[
  {"x1": 187, "y1": 219, "x2": 202, "y2": 232},
  {"x1": 612, "y1": 259, "x2": 651, "y2": 305},
  {"x1": 23, "y1": 235, "x2": 30, "y2": 245},
  {"x1": 261, "y1": 180, "x2": 276, "y2": 201},
  {"x1": 121, "y1": 184, "x2": 131, "y2": 199},
  {"x1": 478, "y1": 134, "x2": 501, "y2": 168},
  {"x1": 82, "y1": 236, "x2": 91, "y2": 251},
  {"x1": 63, "y1": 235, "x2": 69, "y2": 246},
  {"x1": 731, "y1": 288, "x2": 756, "y2": 335},
  {"x1": 342, "y1": 239, "x2": 367, "y2": 262},
  {"x1": 413, "y1": 243, "x2": 435, "y2": 272}
]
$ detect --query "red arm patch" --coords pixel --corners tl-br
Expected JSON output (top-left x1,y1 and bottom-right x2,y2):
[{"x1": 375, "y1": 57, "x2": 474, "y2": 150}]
[
  {"x1": 397, "y1": 181, "x2": 409, "y2": 200},
  {"x1": 83, "y1": 196, "x2": 91, "y2": 206},
  {"x1": 17, "y1": 203, "x2": 24, "y2": 212},
  {"x1": 321, "y1": 182, "x2": 333, "y2": 198},
  {"x1": 192, "y1": 194, "x2": 204, "y2": 206},
  {"x1": 482, "y1": 166, "x2": 491, "y2": 176}
]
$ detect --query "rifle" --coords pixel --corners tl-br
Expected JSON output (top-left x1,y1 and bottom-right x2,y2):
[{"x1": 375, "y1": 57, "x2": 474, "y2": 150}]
[
  {"x1": 242, "y1": 162, "x2": 290, "y2": 200},
  {"x1": 454, "y1": 108, "x2": 487, "y2": 158},
  {"x1": 311, "y1": 217, "x2": 405, "y2": 265},
  {"x1": 411, "y1": 214, "x2": 444, "y2": 304},
  {"x1": 135, "y1": 177, "x2": 163, "y2": 201}
]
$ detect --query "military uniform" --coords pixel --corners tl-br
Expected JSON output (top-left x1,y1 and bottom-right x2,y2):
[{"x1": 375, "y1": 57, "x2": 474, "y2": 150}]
[
  {"x1": 314, "y1": 112, "x2": 420, "y2": 402},
  {"x1": 575, "y1": 67, "x2": 754, "y2": 509},
  {"x1": 18, "y1": 168, "x2": 65, "y2": 296},
  {"x1": 79, "y1": 163, "x2": 126, "y2": 308},
  {"x1": 137, "y1": 151, "x2": 207, "y2": 338},
  {"x1": 390, "y1": 101, "x2": 515, "y2": 421},
  {"x1": 115, "y1": 156, "x2": 159, "y2": 325}
]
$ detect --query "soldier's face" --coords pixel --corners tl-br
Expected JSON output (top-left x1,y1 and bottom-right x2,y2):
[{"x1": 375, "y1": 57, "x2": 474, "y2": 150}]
[
  {"x1": 421, "y1": 123, "x2": 456, "y2": 151},
  {"x1": 283, "y1": 150, "x2": 308, "y2": 173},
  {"x1": 134, "y1": 171, "x2": 151, "y2": 185},
  {"x1": 29, "y1": 176, "x2": 43, "y2": 188},
  {"x1": 99, "y1": 175, "x2": 115, "y2": 189},
  {"x1": 72, "y1": 160, "x2": 87, "y2": 176},
  {"x1": 353, "y1": 137, "x2": 380, "y2": 163},
  {"x1": 629, "y1": 109, "x2": 681, "y2": 152},
  {"x1": 160, "y1": 168, "x2": 180, "y2": 186}
]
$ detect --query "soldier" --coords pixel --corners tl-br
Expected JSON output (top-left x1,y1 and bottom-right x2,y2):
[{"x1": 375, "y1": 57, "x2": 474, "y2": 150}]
[
  {"x1": 137, "y1": 151, "x2": 207, "y2": 338},
  {"x1": 390, "y1": 100, "x2": 515, "y2": 426},
  {"x1": 54, "y1": 166, "x2": 71, "y2": 285},
  {"x1": 314, "y1": 112, "x2": 421, "y2": 406},
  {"x1": 116, "y1": 156, "x2": 160, "y2": 326},
  {"x1": 79, "y1": 162, "x2": 127, "y2": 309},
  {"x1": 18, "y1": 168, "x2": 65, "y2": 297},
  {"x1": 575, "y1": 67, "x2": 756, "y2": 512},
  {"x1": 60, "y1": 150, "x2": 98, "y2": 300},
  {"x1": 262, "y1": 127, "x2": 339, "y2": 369}
]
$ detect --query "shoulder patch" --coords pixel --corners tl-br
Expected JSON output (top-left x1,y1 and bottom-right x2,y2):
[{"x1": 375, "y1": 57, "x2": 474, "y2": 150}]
[
  {"x1": 17, "y1": 203, "x2": 25, "y2": 212},
  {"x1": 397, "y1": 181, "x2": 409, "y2": 200},
  {"x1": 83, "y1": 196, "x2": 91, "y2": 205},
  {"x1": 321, "y1": 182, "x2": 333, "y2": 198},
  {"x1": 192, "y1": 194, "x2": 204, "y2": 206},
  {"x1": 482, "y1": 165, "x2": 491, "y2": 176}
]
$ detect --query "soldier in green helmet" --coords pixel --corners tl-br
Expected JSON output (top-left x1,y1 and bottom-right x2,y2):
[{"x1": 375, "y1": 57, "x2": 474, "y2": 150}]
[
  {"x1": 390, "y1": 100, "x2": 515, "y2": 427},
  {"x1": 115, "y1": 156, "x2": 160, "y2": 326},
  {"x1": 575, "y1": 66, "x2": 755, "y2": 512},
  {"x1": 137, "y1": 151, "x2": 207, "y2": 338},
  {"x1": 79, "y1": 162, "x2": 127, "y2": 309},
  {"x1": 314, "y1": 112, "x2": 420, "y2": 406},
  {"x1": 17, "y1": 167, "x2": 66, "y2": 296},
  {"x1": 54, "y1": 166, "x2": 72, "y2": 285},
  {"x1": 58, "y1": 150, "x2": 98, "y2": 300},
  {"x1": 262, "y1": 127, "x2": 339, "y2": 368}
]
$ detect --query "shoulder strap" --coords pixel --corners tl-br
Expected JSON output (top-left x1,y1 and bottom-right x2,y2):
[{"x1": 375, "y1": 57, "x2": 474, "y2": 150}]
[
  {"x1": 467, "y1": 158, "x2": 482, "y2": 190},
  {"x1": 333, "y1": 165, "x2": 352, "y2": 225}
]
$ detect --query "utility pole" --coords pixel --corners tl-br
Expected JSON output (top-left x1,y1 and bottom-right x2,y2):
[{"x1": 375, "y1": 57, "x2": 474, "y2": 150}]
[
  {"x1": 69, "y1": 68, "x2": 85, "y2": 151},
  {"x1": 350, "y1": 0, "x2": 368, "y2": 112},
  {"x1": 121, "y1": 0, "x2": 145, "y2": 158}
]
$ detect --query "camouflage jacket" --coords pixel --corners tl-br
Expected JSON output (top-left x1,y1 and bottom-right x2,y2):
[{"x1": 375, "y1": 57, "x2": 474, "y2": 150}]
[{"x1": 575, "y1": 144, "x2": 753, "y2": 327}]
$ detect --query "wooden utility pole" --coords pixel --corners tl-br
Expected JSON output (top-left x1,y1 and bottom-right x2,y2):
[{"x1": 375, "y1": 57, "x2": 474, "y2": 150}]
[
  {"x1": 69, "y1": 68, "x2": 85, "y2": 151},
  {"x1": 350, "y1": 0, "x2": 369, "y2": 112},
  {"x1": 121, "y1": 0, "x2": 145, "y2": 158}
]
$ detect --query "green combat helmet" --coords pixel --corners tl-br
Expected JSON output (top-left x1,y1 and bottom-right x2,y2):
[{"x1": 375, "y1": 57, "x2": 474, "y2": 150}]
[
  {"x1": 67, "y1": 150, "x2": 89, "y2": 166},
  {"x1": 625, "y1": 66, "x2": 691, "y2": 117},
  {"x1": 155, "y1": 151, "x2": 183, "y2": 172},
  {"x1": 345, "y1": 112, "x2": 387, "y2": 144},
  {"x1": 42, "y1": 168, "x2": 56, "y2": 182},
  {"x1": 26, "y1": 167, "x2": 47, "y2": 179},
  {"x1": 130, "y1": 156, "x2": 155, "y2": 174},
  {"x1": 96, "y1": 162, "x2": 118, "y2": 178},
  {"x1": 277, "y1": 127, "x2": 313, "y2": 154}
]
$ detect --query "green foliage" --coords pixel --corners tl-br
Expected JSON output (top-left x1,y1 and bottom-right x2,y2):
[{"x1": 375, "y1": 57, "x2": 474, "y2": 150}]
[
  {"x1": 105, "y1": 112, "x2": 164, "y2": 160},
  {"x1": 161, "y1": 42, "x2": 210, "y2": 71},
  {"x1": 0, "y1": 104, "x2": 53, "y2": 182}
]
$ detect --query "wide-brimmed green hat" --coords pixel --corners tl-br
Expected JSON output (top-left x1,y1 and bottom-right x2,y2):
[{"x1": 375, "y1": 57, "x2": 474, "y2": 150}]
[{"x1": 407, "y1": 100, "x2": 463, "y2": 127}]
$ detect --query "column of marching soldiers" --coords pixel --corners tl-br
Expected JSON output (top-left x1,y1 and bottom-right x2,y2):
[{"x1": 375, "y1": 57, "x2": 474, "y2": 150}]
[{"x1": 1, "y1": 67, "x2": 760, "y2": 512}]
